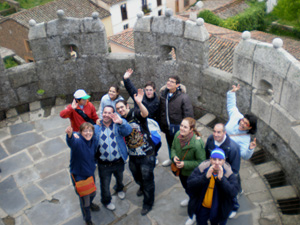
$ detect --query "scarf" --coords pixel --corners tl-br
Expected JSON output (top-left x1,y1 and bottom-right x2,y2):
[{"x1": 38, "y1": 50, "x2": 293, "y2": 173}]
[{"x1": 178, "y1": 132, "x2": 194, "y2": 148}]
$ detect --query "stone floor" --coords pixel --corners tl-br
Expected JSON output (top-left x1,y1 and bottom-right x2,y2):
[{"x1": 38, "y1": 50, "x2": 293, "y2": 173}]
[{"x1": 0, "y1": 102, "x2": 283, "y2": 225}]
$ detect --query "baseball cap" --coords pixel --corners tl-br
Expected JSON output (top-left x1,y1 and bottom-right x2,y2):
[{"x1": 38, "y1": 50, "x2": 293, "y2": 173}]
[
  {"x1": 73, "y1": 89, "x2": 91, "y2": 100},
  {"x1": 210, "y1": 148, "x2": 225, "y2": 159}
]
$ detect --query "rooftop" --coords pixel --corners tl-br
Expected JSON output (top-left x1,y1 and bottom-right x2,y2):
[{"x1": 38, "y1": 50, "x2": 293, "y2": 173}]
[{"x1": 1, "y1": 0, "x2": 110, "y2": 28}]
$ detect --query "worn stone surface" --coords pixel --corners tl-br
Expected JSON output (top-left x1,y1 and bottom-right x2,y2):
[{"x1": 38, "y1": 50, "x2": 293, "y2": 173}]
[
  {"x1": 270, "y1": 186, "x2": 298, "y2": 200},
  {"x1": 38, "y1": 137, "x2": 68, "y2": 157},
  {"x1": 27, "y1": 146, "x2": 43, "y2": 161},
  {"x1": 9, "y1": 122, "x2": 35, "y2": 136},
  {"x1": 0, "y1": 145, "x2": 8, "y2": 160},
  {"x1": 37, "y1": 170, "x2": 70, "y2": 194},
  {"x1": 23, "y1": 184, "x2": 46, "y2": 205},
  {"x1": 14, "y1": 167, "x2": 40, "y2": 187}
]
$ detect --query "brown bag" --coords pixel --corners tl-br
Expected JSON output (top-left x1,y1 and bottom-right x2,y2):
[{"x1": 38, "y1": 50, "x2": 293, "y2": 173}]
[
  {"x1": 72, "y1": 174, "x2": 96, "y2": 197},
  {"x1": 171, "y1": 149, "x2": 190, "y2": 176}
]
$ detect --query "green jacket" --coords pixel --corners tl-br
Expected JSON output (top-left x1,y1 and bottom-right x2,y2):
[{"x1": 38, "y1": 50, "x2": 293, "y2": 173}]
[{"x1": 171, "y1": 131, "x2": 206, "y2": 176}]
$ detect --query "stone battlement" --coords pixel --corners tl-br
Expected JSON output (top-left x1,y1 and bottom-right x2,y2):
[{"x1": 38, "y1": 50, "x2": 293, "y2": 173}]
[{"x1": 0, "y1": 9, "x2": 299, "y2": 194}]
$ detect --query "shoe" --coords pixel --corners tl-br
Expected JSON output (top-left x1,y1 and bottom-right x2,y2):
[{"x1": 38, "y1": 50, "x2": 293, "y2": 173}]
[
  {"x1": 105, "y1": 202, "x2": 115, "y2": 211},
  {"x1": 86, "y1": 221, "x2": 94, "y2": 225},
  {"x1": 141, "y1": 208, "x2": 151, "y2": 216},
  {"x1": 185, "y1": 215, "x2": 196, "y2": 225},
  {"x1": 90, "y1": 203, "x2": 100, "y2": 211},
  {"x1": 156, "y1": 158, "x2": 159, "y2": 165},
  {"x1": 180, "y1": 199, "x2": 189, "y2": 207},
  {"x1": 229, "y1": 211, "x2": 237, "y2": 219},
  {"x1": 118, "y1": 191, "x2": 126, "y2": 200},
  {"x1": 136, "y1": 188, "x2": 143, "y2": 197},
  {"x1": 162, "y1": 159, "x2": 172, "y2": 167}
]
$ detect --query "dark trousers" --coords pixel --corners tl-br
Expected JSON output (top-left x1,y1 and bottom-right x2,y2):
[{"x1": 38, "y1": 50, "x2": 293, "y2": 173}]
[
  {"x1": 98, "y1": 160, "x2": 125, "y2": 205},
  {"x1": 71, "y1": 174, "x2": 96, "y2": 223},
  {"x1": 232, "y1": 174, "x2": 241, "y2": 211},
  {"x1": 179, "y1": 173, "x2": 188, "y2": 194},
  {"x1": 196, "y1": 206, "x2": 227, "y2": 225},
  {"x1": 165, "y1": 124, "x2": 180, "y2": 158},
  {"x1": 129, "y1": 154, "x2": 155, "y2": 210}
]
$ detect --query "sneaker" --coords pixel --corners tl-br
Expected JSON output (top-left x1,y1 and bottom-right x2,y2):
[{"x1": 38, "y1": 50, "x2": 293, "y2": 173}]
[
  {"x1": 118, "y1": 191, "x2": 126, "y2": 200},
  {"x1": 105, "y1": 202, "x2": 115, "y2": 211},
  {"x1": 141, "y1": 208, "x2": 151, "y2": 216},
  {"x1": 90, "y1": 203, "x2": 100, "y2": 211},
  {"x1": 185, "y1": 215, "x2": 196, "y2": 225},
  {"x1": 162, "y1": 159, "x2": 172, "y2": 167},
  {"x1": 180, "y1": 199, "x2": 189, "y2": 207},
  {"x1": 136, "y1": 188, "x2": 143, "y2": 197},
  {"x1": 86, "y1": 221, "x2": 94, "y2": 225},
  {"x1": 155, "y1": 158, "x2": 159, "y2": 165},
  {"x1": 229, "y1": 211, "x2": 237, "y2": 219}
]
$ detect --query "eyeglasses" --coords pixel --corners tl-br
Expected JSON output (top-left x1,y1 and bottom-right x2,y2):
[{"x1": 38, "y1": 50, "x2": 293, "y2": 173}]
[
  {"x1": 240, "y1": 118, "x2": 250, "y2": 127},
  {"x1": 167, "y1": 80, "x2": 176, "y2": 84},
  {"x1": 82, "y1": 129, "x2": 93, "y2": 133}
]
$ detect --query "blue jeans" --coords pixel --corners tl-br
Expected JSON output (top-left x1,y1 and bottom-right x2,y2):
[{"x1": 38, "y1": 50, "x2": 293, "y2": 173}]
[
  {"x1": 98, "y1": 160, "x2": 125, "y2": 205},
  {"x1": 196, "y1": 206, "x2": 227, "y2": 225},
  {"x1": 71, "y1": 174, "x2": 96, "y2": 223},
  {"x1": 129, "y1": 154, "x2": 155, "y2": 210}
]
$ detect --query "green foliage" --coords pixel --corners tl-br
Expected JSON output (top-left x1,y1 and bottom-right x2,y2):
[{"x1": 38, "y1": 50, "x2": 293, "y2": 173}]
[
  {"x1": 273, "y1": 0, "x2": 300, "y2": 27},
  {"x1": 37, "y1": 89, "x2": 45, "y2": 95},
  {"x1": 3, "y1": 57, "x2": 19, "y2": 69},
  {"x1": 198, "y1": 10, "x2": 223, "y2": 26},
  {"x1": 0, "y1": 2, "x2": 10, "y2": 11},
  {"x1": 15, "y1": 0, "x2": 54, "y2": 9}
]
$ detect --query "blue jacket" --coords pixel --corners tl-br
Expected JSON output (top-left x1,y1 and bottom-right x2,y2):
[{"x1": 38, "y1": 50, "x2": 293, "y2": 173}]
[
  {"x1": 205, "y1": 134, "x2": 241, "y2": 174},
  {"x1": 98, "y1": 93, "x2": 124, "y2": 119},
  {"x1": 66, "y1": 133, "x2": 98, "y2": 177},
  {"x1": 94, "y1": 119, "x2": 132, "y2": 161},
  {"x1": 123, "y1": 77, "x2": 160, "y2": 122},
  {"x1": 225, "y1": 91, "x2": 254, "y2": 160},
  {"x1": 187, "y1": 160, "x2": 239, "y2": 222}
]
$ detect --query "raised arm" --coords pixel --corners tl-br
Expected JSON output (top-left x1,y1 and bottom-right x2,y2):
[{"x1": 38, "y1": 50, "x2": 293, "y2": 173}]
[
  {"x1": 227, "y1": 84, "x2": 243, "y2": 119},
  {"x1": 134, "y1": 89, "x2": 148, "y2": 118},
  {"x1": 123, "y1": 68, "x2": 138, "y2": 100}
]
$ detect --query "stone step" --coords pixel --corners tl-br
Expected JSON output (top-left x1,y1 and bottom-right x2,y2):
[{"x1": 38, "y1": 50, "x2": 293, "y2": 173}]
[
  {"x1": 255, "y1": 161, "x2": 282, "y2": 175},
  {"x1": 197, "y1": 113, "x2": 217, "y2": 127},
  {"x1": 282, "y1": 214, "x2": 300, "y2": 225},
  {"x1": 270, "y1": 185, "x2": 298, "y2": 200}
]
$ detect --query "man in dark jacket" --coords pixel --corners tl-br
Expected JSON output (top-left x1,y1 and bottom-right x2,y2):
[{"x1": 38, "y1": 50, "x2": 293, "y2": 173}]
[
  {"x1": 205, "y1": 123, "x2": 241, "y2": 218},
  {"x1": 187, "y1": 148, "x2": 239, "y2": 225},
  {"x1": 160, "y1": 76, "x2": 194, "y2": 166}
]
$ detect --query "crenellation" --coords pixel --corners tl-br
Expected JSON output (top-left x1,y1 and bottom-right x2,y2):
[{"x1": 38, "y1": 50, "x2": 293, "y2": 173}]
[{"x1": 152, "y1": 15, "x2": 184, "y2": 37}]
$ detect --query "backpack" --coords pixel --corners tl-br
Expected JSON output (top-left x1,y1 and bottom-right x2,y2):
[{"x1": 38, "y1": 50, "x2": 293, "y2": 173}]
[{"x1": 147, "y1": 118, "x2": 161, "y2": 146}]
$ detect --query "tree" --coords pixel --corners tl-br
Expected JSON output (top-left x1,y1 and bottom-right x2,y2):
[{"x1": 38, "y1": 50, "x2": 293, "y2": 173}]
[{"x1": 273, "y1": 0, "x2": 300, "y2": 27}]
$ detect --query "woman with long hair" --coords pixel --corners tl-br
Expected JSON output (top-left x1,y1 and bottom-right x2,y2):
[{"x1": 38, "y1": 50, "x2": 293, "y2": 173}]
[{"x1": 171, "y1": 117, "x2": 206, "y2": 225}]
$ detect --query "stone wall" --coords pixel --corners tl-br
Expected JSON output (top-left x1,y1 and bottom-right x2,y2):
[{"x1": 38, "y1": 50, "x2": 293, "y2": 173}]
[{"x1": 0, "y1": 9, "x2": 299, "y2": 193}]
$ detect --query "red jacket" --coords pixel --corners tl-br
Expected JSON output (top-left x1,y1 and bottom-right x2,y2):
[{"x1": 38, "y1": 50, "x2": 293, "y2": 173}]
[{"x1": 60, "y1": 101, "x2": 99, "y2": 132}]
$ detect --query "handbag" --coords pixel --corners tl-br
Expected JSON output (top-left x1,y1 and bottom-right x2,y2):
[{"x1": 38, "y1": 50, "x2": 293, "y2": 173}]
[
  {"x1": 71, "y1": 174, "x2": 96, "y2": 197},
  {"x1": 171, "y1": 148, "x2": 190, "y2": 176}
]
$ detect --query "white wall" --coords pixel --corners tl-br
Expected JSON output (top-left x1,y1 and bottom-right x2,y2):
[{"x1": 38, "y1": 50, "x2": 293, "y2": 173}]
[{"x1": 110, "y1": 0, "x2": 166, "y2": 34}]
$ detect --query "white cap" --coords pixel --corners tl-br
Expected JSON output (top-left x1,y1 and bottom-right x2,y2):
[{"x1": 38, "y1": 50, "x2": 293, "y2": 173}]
[{"x1": 73, "y1": 89, "x2": 91, "y2": 99}]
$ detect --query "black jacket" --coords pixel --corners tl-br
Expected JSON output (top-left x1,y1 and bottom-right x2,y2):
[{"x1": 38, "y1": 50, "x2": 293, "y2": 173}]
[
  {"x1": 159, "y1": 86, "x2": 194, "y2": 133},
  {"x1": 205, "y1": 134, "x2": 241, "y2": 174},
  {"x1": 187, "y1": 160, "x2": 239, "y2": 222},
  {"x1": 123, "y1": 78, "x2": 160, "y2": 122}
]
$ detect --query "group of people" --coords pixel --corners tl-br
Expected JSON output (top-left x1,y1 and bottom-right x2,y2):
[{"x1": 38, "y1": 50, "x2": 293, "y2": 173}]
[{"x1": 60, "y1": 69, "x2": 257, "y2": 225}]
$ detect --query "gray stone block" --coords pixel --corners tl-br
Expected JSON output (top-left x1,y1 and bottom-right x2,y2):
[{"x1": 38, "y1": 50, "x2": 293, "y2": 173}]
[
  {"x1": 152, "y1": 16, "x2": 184, "y2": 36},
  {"x1": 290, "y1": 125, "x2": 300, "y2": 158},
  {"x1": 247, "y1": 190, "x2": 273, "y2": 204},
  {"x1": 280, "y1": 80, "x2": 300, "y2": 120},
  {"x1": 34, "y1": 114, "x2": 69, "y2": 132},
  {"x1": 286, "y1": 59, "x2": 300, "y2": 84},
  {"x1": 184, "y1": 20, "x2": 209, "y2": 42},
  {"x1": 29, "y1": 101, "x2": 41, "y2": 111},
  {"x1": 114, "y1": 208, "x2": 151, "y2": 225},
  {"x1": 80, "y1": 33, "x2": 108, "y2": 55},
  {"x1": 3, "y1": 132, "x2": 44, "y2": 154},
  {"x1": 14, "y1": 166, "x2": 40, "y2": 187},
  {"x1": 81, "y1": 17, "x2": 105, "y2": 33},
  {"x1": 255, "y1": 161, "x2": 282, "y2": 175},
  {"x1": 229, "y1": 213, "x2": 253, "y2": 225},
  {"x1": 47, "y1": 18, "x2": 82, "y2": 37},
  {"x1": 134, "y1": 15, "x2": 152, "y2": 32},
  {"x1": 30, "y1": 38, "x2": 53, "y2": 61},
  {"x1": 28, "y1": 22, "x2": 46, "y2": 40},
  {"x1": 38, "y1": 170, "x2": 70, "y2": 194},
  {"x1": 0, "y1": 187, "x2": 28, "y2": 215},
  {"x1": 16, "y1": 82, "x2": 40, "y2": 104},
  {"x1": 25, "y1": 186, "x2": 80, "y2": 225},
  {"x1": 270, "y1": 185, "x2": 297, "y2": 200},
  {"x1": 27, "y1": 146, "x2": 43, "y2": 161},
  {"x1": 254, "y1": 43, "x2": 294, "y2": 78},
  {"x1": 202, "y1": 67, "x2": 232, "y2": 94},
  {"x1": 0, "y1": 152, "x2": 33, "y2": 178},
  {"x1": 15, "y1": 215, "x2": 30, "y2": 225},
  {"x1": 0, "y1": 176, "x2": 17, "y2": 192},
  {"x1": 233, "y1": 54, "x2": 254, "y2": 85},
  {"x1": 282, "y1": 215, "x2": 300, "y2": 225},
  {"x1": 6, "y1": 108, "x2": 18, "y2": 118},
  {"x1": 41, "y1": 126, "x2": 67, "y2": 139},
  {"x1": 197, "y1": 113, "x2": 216, "y2": 126},
  {"x1": 107, "y1": 53, "x2": 135, "y2": 75},
  {"x1": 9, "y1": 122, "x2": 35, "y2": 135},
  {"x1": 251, "y1": 91, "x2": 274, "y2": 125},
  {"x1": 269, "y1": 103, "x2": 296, "y2": 142},
  {"x1": 252, "y1": 64, "x2": 283, "y2": 103},
  {"x1": 0, "y1": 145, "x2": 8, "y2": 160},
  {"x1": 260, "y1": 201, "x2": 281, "y2": 224},
  {"x1": 243, "y1": 177, "x2": 268, "y2": 193},
  {"x1": 178, "y1": 39, "x2": 209, "y2": 65},
  {"x1": 38, "y1": 137, "x2": 68, "y2": 157},
  {"x1": 6, "y1": 63, "x2": 37, "y2": 88},
  {"x1": 23, "y1": 184, "x2": 46, "y2": 205},
  {"x1": 35, "y1": 151, "x2": 69, "y2": 179}
]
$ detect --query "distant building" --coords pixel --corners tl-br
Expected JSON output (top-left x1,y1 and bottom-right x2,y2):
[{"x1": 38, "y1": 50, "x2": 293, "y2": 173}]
[
  {"x1": 91, "y1": 0, "x2": 166, "y2": 34},
  {"x1": 166, "y1": 0, "x2": 197, "y2": 14},
  {"x1": 0, "y1": 0, "x2": 111, "y2": 62}
]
